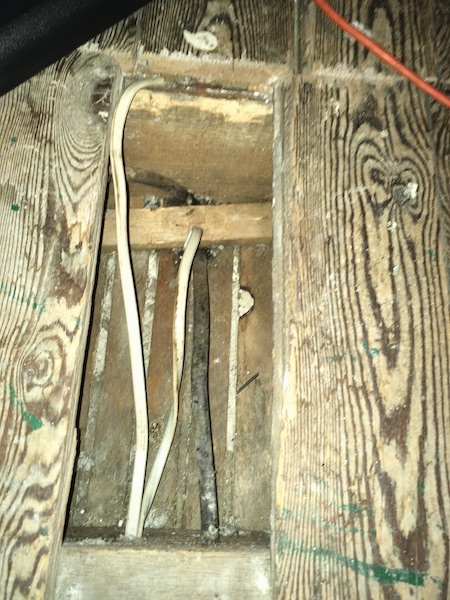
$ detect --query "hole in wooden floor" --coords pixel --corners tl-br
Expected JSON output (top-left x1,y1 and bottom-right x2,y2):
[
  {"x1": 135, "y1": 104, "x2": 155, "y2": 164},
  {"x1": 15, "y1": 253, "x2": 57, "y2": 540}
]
[{"x1": 65, "y1": 84, "x2": 274, "y2": 545}]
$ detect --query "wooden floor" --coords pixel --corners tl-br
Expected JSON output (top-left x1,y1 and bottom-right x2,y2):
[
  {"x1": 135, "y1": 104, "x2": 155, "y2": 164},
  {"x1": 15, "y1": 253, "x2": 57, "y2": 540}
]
[{"x1": 0, "y1": 1, "x2": 449, "y2": 598}]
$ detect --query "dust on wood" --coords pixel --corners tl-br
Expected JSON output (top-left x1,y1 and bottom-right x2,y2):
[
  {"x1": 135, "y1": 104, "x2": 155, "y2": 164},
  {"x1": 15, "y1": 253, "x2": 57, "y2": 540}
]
[{"x1": 0, "y1": 54, "x2": 119, "y2": 599}]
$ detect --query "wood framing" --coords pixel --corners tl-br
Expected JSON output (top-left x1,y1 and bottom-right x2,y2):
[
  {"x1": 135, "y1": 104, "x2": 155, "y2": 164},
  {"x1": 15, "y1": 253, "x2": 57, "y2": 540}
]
[
  {"x1": 273, "y1": 75, "x2": 450, "y2": 598},
  {"x1": 55, "y1": 542, "x2": 271, "y2": 599},
  {"x1": 0, "y1": 0, "x2": 449, "y2": 598},
  {"x1": 0, "y1": 54, "x2": 119, "y2": 598},
  {"x1": 102, "y1": 203, "x2": 272, "y2": 249}
]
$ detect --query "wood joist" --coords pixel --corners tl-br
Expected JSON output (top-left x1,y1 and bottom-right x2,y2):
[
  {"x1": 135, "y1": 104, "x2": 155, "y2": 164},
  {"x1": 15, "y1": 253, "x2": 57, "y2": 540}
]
[{"x1": 0, "y1": 0, "x2": 449, "y2": 598}]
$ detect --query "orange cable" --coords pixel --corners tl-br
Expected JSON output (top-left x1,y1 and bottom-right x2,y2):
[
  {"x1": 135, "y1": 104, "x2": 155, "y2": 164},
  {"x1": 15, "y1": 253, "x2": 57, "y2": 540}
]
[{"x1": 312, "y1": 0, "x2": 450, "y2": 109}]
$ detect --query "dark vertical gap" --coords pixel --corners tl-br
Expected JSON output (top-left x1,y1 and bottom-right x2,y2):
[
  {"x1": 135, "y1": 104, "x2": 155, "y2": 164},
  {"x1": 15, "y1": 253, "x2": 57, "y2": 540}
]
[{"x1": 190, "y1": 249, "x2": 219, "y2": 542}]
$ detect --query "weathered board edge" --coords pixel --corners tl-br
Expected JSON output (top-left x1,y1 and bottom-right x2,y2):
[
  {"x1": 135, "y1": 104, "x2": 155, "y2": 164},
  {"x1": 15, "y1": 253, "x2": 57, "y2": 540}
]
[{"x1": 56, "y1": 542, "x2": 271, "y2": 599}]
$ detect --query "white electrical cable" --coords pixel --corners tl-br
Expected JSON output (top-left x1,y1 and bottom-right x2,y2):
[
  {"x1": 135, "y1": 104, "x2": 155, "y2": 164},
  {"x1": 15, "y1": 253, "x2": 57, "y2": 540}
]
[
  {"x1": 110, "y1": 77, "x2": 165, "y2": 538},
  {"x1": 139, "y1": 226, "x2": 202, "y2": 534},
  {"x1": 110, "y1": 77, "x2": 203, "y2": 538}
]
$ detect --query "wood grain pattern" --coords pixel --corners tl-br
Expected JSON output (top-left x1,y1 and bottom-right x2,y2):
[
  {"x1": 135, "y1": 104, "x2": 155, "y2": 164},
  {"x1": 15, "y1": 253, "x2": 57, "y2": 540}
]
[
  {"x1": 434, "y1": 0, "x2": 450, "y2": 83},
  {"x1": 297, "y1": 0, "x2": 436, "y2": 78},
  {"x1": 138, "y1": 0, "x2": 292, "y2": 63},
  {"x1": 91, "y1": 14, "x2": 140, "y2": 54},
  {"x1": 0, "y1": 54, "x2": 118, "y2": 598},
  {"x1": 274, "y1": 77, "x2": 450, "y2": 598},
  {"x1": 56, "y1": 541, "x2": 271, "y2": 599}
]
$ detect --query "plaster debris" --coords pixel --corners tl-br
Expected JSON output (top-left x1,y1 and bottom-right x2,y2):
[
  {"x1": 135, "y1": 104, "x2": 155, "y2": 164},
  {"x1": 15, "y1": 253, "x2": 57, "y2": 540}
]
[
  {"x1": 238, "y1": 288, "x2": 255, "y2": 318},
  {"x1": 183, "y1": 29, "x2": 219, "y2": 52}
]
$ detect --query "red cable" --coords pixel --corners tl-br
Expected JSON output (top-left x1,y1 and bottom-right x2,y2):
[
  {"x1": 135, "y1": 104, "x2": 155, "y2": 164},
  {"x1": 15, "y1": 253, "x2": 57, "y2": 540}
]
[{"x1": 312, "y1": 0, "x2": 450, "y2": 109}]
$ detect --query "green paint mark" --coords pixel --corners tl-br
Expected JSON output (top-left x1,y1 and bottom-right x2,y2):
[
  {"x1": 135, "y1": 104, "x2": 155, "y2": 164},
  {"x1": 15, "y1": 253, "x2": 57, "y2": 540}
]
[
  {"x1": 321, "y1": 354, "x2": 348, "y2": 364},
  {"x1": 427, "y1": 249, "x2": 437, "y2": 261},
  {"x1": 39, "y1": 527, "x2": 48, "y2": 537},
  {"x1": 75, "y1": 316, "x2": 81, "y2": 330},
  {"x1": 9, "y1": 385, "x2": 43, "y2": 431},
  {"x1": 281, "y1": 508, "x2": 293, "y2": 518},
  {"x1": 11, "y1": 203, "x2": 20, "y2": 212},
  {"x1": 362, "y1": 340, "x2": 379, "y2": 358},
  {"x1": 22, "y1": 411, "x2": 43, "y2": 430},
  {"x1": 437, "y1": 524, "x2": 445, "y2": 532},
  {"x1": 328, "y1": 354, "x2": 345, "y2": 363},
  {"x1": 10, "y1": 136, "x2": 17, "y2": 147},
  {"x1": 311, "y1": 475, "x2": 330, "y2": 488},
  {"x1": 338, "y1": 503, "x2": 373, "y2": 515},
  {"x1": 277, "y1": 533, "x2": 428, "y2": 586},
  {"x1": 311, "y1": 516, "x2": 375, "y2": 537},
  {"x1": 418, "y1": 481, "x2": 425, "y2": 496},
  {"x1": 0, "y1": 280, "x2": 46, "y2": 313}
]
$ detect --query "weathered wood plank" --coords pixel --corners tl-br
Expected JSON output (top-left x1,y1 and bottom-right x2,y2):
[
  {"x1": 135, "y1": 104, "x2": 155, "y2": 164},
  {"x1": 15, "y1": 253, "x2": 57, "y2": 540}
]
[
  {"x1": 56, "y1": 541, "x2": 271, "y2": 599},
  {"x1": 297, "y1": 0, "x2": 436, "y2": 78},
  {"x1": 122, "y1": 89, "x2": 273, "y2": 206},
  {"x1": 430, "y1": 89, "x2": 450, "y2": 292},
  {"x1": 138, "y1": 0, "x2": 292, "y2": 63},
  {"x1": 0, "y1": 54, "x2": 118, "y2": 598},
  {"x1": 102, "y1": 203, "x2": 272, "y2": 249},
  {"x1": 274, "y1": 77, "x2": 450, "y2": 598},
  {"x1": 434, "y1": 0, "x2": 450, "y2": 83},
  {"x1": 234, "y1": 245, "x2": 272, "y2": 531}
]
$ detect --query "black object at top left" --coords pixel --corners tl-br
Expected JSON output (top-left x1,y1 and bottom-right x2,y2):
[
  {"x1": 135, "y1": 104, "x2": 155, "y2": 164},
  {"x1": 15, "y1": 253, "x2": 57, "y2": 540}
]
[{"x1": 0, "y1": 0, "x2": 152, "y2": 96}]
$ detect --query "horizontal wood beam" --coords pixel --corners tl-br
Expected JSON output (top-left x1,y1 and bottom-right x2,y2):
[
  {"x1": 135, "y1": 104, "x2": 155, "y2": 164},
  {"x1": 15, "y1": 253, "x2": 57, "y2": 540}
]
[
  {"x1": 102, "y1": 203, "x2": 272, "y2": 249},
  {"x1": 56, "y1": 542, "x2": 271, "y2": 599}
]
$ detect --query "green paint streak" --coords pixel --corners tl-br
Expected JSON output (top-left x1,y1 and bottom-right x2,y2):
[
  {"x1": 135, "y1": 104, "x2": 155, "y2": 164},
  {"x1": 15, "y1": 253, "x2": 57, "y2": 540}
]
[
  {"x1": 311, "y1": 475, "x2": 330, "y2": 488},
  {"x1": 419, "y1": 481, "x2": 425, "y2": 496},
  {"x1": 10, "y1": 136, "x2": 17, "y2": 147},
  {"x1": 321, "y1": 353, "x2": 352, "y2": 365},
  {"x1": 328, "y1": 354, "x2": 345, "y2": 363},
  {"x1": 362, "y1": 340, "x2": 379, "y2": 357},
  {"x1": 277, "y1": 533, "x2": 427, "y2": 587},
  {"x1": 11, "y1": 203, "x2": 20, "y2": 212},
  {"x1": 0, "y1": 280, "x2": 45, "y2": 312},
  {"x1": 427, "y1": 249, "x2": 438, "y2": 261},
  {"x1": 281, "y1": 508, "x2": 293, "y2": 518},
  {"x1": 22, "y1": 411, "x2": 43, "y2": 430},
  {"x1": 9, "y1": 385, "x2": 43, "y2": 431},
  {"x1": 338, "y1": 503, "x2": 373, "y2": 515},
  {"x1": 310, "y1": 516, "x2": 375, "y2": 537},
  {"x1": 39, "y1": 527, "x2": 48, "y2": 536}
]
